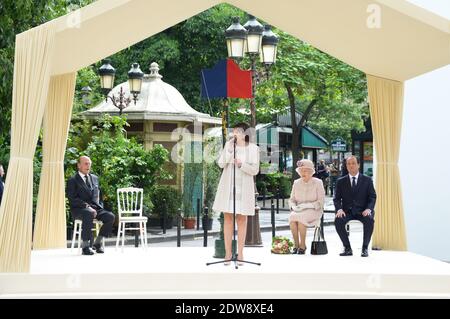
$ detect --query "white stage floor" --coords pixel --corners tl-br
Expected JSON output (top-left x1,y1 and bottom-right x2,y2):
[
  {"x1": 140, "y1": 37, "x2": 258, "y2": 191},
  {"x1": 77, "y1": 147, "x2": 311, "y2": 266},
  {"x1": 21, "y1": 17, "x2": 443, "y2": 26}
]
[{"x1": 1, "y1": 245, "x2": 450, "y2": 298}]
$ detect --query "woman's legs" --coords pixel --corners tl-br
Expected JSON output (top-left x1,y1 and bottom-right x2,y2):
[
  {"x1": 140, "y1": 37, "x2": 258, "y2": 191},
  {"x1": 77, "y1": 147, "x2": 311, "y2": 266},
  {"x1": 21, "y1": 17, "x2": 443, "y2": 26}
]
[
  {"x1": 223, "y1": 212, "x2": 233, "y2": 259},
  {"x1": 290, "y1": 221, "x2": 300, "y2": 248},
  {"x1": 298, "y1": 222, "x2": 307, "y2": 250},
  {"x1": 224, "y1": 213, "x2": 248, "y2": 261},
  {"x1": 236, "y1": 214, "x2": 248, "y2": 260}
]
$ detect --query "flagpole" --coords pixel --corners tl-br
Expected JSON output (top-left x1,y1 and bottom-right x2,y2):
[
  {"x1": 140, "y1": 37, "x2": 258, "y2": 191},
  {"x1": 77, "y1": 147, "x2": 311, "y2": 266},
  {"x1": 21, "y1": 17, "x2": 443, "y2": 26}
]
[
  {"x1": 222, "y1": 98, "x2": 229, "y2": 148},
  {"x1": 214, "y1": 98, "x2": 230, "y2": 258}
]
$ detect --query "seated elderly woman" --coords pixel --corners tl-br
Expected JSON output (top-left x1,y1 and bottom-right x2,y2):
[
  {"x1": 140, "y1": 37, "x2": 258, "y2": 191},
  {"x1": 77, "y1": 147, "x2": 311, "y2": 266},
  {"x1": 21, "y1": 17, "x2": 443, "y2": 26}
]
[{"x1": 288, "y1": 159, "x2": 325, "y2": 254}]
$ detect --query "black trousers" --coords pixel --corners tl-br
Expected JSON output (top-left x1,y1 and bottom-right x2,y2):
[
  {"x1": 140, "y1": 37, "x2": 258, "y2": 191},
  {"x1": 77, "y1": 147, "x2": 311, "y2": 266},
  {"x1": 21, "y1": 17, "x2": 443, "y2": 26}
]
[
  {"x1": 330, "y1": 176, "x2": 338, "y2": 196},
  {"x1": 334, "y1": 213, "x2": 374, "y2": 249},
  {"x1": 72, "y1": 209, "x2": 115, "y2": 241}
]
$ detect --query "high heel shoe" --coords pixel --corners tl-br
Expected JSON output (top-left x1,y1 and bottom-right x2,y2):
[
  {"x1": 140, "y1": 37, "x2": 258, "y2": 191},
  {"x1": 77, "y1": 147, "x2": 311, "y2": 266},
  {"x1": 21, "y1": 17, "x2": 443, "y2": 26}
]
[
  {"x1": 292, "y1": 248, "x2": 299, "y2": 254},
  {"x1": 297, "y1": 247, "x2": 307, "y2": 255},
  {"x1": 224, "y1": 255, "x2": 232, "y2": 266},
  {"x1": 237, "y1": 255, "x2": 244, "y2": 266}
]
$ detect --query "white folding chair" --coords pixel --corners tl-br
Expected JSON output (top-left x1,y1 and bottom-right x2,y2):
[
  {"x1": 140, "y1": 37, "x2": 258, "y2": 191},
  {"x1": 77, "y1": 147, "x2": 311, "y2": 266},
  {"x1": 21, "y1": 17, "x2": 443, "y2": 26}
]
[
  {"x1": 116, "y1": 187, "x2": 148, "y2": 251},
  {"x1": 70, "y1": 219, "x2": 103, "y2": 253},
  {"x1": 346, "y1": 220, "x2": 363, "y2": 236}
]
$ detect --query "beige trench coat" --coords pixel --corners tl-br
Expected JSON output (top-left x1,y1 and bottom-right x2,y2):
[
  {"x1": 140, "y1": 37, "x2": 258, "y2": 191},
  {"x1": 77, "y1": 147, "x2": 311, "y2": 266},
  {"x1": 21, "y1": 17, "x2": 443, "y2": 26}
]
[{"x1": 212, "y1": 141, "x2": 260, "y2": 216}]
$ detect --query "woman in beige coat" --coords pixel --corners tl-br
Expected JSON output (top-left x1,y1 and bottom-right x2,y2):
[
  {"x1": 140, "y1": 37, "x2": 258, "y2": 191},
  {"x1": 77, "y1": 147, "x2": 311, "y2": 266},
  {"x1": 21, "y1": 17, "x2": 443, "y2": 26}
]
[
  {"x1": 289, "y1": 159, "x2": 325, "y2": 254},
  {"x1": 212, "y1": 122, "x2": 260, "y2": 265}
]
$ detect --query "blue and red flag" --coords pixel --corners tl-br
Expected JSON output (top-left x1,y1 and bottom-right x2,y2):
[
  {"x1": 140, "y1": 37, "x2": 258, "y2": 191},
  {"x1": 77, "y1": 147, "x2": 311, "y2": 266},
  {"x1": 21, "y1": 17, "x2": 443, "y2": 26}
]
[{"x1": 201, "y1": 59, "x2": 252, "y2": 99}]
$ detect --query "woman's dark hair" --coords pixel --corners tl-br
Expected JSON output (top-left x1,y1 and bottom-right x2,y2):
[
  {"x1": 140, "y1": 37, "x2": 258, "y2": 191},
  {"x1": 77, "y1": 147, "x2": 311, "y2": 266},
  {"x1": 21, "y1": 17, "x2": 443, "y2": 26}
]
[{"x1": 232, "y1": 122, "x2": 251, "y2": 143}]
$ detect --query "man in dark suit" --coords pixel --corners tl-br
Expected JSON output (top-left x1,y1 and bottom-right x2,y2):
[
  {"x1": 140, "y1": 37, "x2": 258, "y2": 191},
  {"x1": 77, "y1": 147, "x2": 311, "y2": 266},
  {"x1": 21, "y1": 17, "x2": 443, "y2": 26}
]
[
  {"x1": 334, "y1": 155, "x2": 377, "y2": 257},
  {"x1": 66, "y1": 156, "x2": 115, "y2": 255},
  {"x1": 0, "y1": 164, "x2": 4, "y2": 205}
]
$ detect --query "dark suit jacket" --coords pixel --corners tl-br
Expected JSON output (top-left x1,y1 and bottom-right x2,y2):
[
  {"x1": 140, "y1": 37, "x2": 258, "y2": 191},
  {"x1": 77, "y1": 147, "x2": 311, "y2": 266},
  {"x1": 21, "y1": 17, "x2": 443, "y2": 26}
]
[
  {"x1": 66, "y1": 172, "x2": 103, "y2": 214},
  {"x1": 0, "y1": 178, "x2": 4, "y2": 205},
  {"x1": 333, "y1": 174, "x2": 377, "y2": 216}
]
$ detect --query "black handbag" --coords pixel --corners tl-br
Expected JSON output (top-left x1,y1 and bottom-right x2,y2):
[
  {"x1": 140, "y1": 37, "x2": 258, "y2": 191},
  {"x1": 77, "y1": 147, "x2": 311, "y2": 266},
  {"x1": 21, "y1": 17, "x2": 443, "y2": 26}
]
[{"x1": 311, "y1": 226, "x2": 328, "y2": 255}]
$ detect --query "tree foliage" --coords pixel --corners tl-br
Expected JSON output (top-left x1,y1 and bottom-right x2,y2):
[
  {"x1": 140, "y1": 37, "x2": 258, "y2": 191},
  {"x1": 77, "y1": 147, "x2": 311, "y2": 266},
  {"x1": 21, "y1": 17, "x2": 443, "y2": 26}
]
[
  {"x1": 65, "y1": 115, "x2": 170, "y2": 214},
  {"x1": 0, "y1": 0, "x2": 96, "y2": 164},
  {"x1": 272, "y1": 30, "x2": 369, "y2": 138},
  {"x1": 266, "y1": 30, "x2": 369, "y2": 178}
]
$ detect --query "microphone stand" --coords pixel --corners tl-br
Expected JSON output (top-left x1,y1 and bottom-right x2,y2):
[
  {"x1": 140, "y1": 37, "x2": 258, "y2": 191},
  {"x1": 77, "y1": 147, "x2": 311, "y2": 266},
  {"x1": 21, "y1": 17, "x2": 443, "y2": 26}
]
[{"x1": 207, "y1": 136, "x2": 261, "y2": 269}]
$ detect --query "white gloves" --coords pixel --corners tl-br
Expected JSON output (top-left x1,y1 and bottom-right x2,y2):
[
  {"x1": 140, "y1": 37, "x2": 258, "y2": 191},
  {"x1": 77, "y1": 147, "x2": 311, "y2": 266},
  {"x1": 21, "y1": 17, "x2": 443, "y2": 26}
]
[{"x1": 291, "y1": 202, "x2": 315, "y2": 212}]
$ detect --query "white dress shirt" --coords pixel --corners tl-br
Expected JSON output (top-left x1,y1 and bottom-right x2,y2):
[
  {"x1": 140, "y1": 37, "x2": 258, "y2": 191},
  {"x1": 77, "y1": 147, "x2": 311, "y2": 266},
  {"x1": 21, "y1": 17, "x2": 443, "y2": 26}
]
[
  {"x1": 78, "y1": 171, "x2": 89, "y2": 184},
  {"x1": 349, "y1": 172, "x2": 359, "y2": 186},
  {"x1": 78, "y1": 172, "x2": 94, "y2": 190}
]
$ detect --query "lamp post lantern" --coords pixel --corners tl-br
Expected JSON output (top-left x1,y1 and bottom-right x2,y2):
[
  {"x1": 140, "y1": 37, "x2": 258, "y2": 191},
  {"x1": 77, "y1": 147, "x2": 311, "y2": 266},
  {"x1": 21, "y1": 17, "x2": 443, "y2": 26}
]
[
  {"x1": 81, "y1": 86, "x2": 92, "y2": 106},
  {"x1": 128, "y1": 62, "x2": 145, "y2": 96},
  {"x1": 98, "y1": 59, "x2": 144, "y2": 115},
  {"x1": 261, "y1": 25, "x2": 279, "y2": 68},
  {"x1": 98, "y1": 59, "x2": 116, "y2": 91},
  {"x1": 225, "y1": 17, "x2": 247, "y2": 60},
  {"x1": 243, "y1": 15, "x2": 263, "y2": 55}
]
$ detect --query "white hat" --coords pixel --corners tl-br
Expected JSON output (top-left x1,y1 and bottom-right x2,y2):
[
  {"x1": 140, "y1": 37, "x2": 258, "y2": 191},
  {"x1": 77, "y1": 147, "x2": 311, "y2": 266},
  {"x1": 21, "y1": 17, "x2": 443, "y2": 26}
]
[{"x1": 295, "y1": 159, "x2": 315, "y2": 175}]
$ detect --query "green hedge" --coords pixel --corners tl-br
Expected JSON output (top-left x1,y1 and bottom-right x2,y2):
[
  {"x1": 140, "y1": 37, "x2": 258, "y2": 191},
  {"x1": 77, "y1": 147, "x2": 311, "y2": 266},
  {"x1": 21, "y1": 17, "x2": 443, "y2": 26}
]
[
  {"x1": 259, "y1": 172, "x2": 291, "y2": 198},
  {"x1": 150, "y1": 185, "x2": 182, "y2": 218}
]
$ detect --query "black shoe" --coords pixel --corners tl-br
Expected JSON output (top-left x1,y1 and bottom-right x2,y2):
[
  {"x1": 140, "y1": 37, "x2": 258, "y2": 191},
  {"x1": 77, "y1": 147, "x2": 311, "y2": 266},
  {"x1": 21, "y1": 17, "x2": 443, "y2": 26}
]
[
  {"x1": 297, "y1": 247, "x2": 306, "y2": 255},
  {"x1": 339, "y1": 247, "x2": 353, "y2": 256},
  {"x1": 291, "y1": 248, "x2": 298, "y2": 254},
  {"x1": 92, "y1": 243, "x2": 104, "y2": 254},
  {"x1": 82, "y1": 247, "x2": 94, "y2": 255},
  {"x1": 361, "y1": 248, "x2": 369, "y2": 257}
]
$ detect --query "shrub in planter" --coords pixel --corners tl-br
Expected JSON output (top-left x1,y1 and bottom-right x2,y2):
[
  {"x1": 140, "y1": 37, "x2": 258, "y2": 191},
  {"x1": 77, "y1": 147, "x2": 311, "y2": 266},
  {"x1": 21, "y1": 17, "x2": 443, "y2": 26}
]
[
  {"x1": 265, "y1": 172, "x2": 292, "y2": 198},
  {"x1": 204, "y1": 158, "x2": 221, "y2": 212},
  {"x1": 150, "y1": 185, "x2": 181, "y2": 229},
  {"x1": 201, "y1": 215, "x2": 213, "y2": 231},
  {"x1": 183, "y1": 217, "x2": 196, "y2": 229},
  {"x1": 256, "y1": 178, "x2": 269, "y2": 199},
  {"x1": 279, "y1": 174, "x2": 291, "y2": 198},
  {"x1": 181, "y1": 199, "x2": 196, "y2": 229}
]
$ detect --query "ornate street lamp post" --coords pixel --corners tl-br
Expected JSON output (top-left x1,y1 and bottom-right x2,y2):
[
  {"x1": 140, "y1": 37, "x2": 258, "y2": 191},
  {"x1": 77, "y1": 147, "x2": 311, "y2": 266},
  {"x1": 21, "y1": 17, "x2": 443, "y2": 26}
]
[
  {"x1": 81, "y1": 86, "x2": 92, "y2": 106},
  {"x1": 243, "y1": 15, "x2": 264, "y2": 129},
  {"x1": 97, "y1": 59, "x2": 144, "y2": 246},
  {"x1": 98, "y1": 59, "x2": 144, "y2": 115},
  {"x1": 225, "y1": 15, "x2": 279, "y2": 246}
]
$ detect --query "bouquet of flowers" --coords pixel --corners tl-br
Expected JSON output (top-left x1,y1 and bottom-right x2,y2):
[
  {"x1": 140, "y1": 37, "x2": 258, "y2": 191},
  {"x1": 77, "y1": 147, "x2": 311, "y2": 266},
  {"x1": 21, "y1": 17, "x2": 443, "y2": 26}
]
[{"x1": 271, "y1": 236, "x2": 294, "y2": 254}]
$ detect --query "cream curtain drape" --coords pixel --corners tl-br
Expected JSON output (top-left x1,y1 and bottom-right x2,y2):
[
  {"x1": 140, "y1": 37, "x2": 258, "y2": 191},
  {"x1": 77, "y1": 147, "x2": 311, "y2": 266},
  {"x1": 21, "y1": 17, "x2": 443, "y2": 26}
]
[
  {"x1": 0, "y1": 24, "x2": 56, "y2": 272},
  {"x1": 367, "y1": 74, "x2": 407, "y2": 251},
  {"x1": 33, "y1": 73, "x2": 77, "y2": 250}
]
